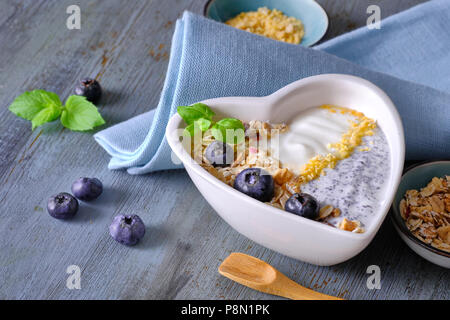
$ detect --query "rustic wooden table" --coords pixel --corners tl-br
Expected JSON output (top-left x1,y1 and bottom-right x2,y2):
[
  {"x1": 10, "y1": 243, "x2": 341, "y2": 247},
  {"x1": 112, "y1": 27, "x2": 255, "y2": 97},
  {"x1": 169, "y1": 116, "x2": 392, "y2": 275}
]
[{"x1": 1, "y1": 0, "x2": 447, "y2": 300}]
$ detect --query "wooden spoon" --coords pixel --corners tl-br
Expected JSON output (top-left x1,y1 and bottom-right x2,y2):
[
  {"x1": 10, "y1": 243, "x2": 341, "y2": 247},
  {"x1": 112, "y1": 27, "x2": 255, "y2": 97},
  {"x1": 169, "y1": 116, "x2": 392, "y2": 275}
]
[{"x1": 218, "y1": 252, "x2": 343, "y2": 300}]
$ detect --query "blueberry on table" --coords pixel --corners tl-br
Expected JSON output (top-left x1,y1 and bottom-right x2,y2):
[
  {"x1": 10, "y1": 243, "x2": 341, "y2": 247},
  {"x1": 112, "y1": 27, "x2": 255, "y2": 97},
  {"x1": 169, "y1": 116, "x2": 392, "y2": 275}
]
[
  {"x1": 71, "y1": 177, "x2": 103, "y2": 201},
  {"x1": 205, "y1": 141, "x2": 234, "y2": 167},
  {"x1": 74, "y1": 78, "x2": 102, "y2": 103},
  {"x1": 47, "y1": 192, "x2": 79, "y2": 219},
  {"x1": 285, "y1": 193, "x2": 319, "y2": 220},
  {"x1": 233, "y1": 168, "x2": 274, "y2": 202},
  {"x1": 109, "y1": 215, "x2": 146, "y2": 246}
]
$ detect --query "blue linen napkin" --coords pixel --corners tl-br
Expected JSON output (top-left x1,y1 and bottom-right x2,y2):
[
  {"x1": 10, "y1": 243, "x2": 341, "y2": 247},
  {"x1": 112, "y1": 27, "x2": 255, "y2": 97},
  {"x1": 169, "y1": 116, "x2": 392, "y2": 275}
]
[{"x1": 94, "y1": 0, "x2": 450, "y2": 174}]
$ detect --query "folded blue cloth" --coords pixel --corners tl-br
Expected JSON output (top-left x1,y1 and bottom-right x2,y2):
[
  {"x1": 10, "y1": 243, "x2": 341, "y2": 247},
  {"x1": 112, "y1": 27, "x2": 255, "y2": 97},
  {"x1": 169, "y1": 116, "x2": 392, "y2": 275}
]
[{"x1": 94, "y1": 0, "x2": 450, "y2": 174}]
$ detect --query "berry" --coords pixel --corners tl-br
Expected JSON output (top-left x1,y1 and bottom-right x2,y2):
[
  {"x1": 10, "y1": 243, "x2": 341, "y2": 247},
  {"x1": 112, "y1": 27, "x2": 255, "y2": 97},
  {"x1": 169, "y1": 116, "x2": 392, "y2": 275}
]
[
  {"x1": 285, "y1": 193, "x2": 319, "y2": 220},
  {"x1": 233, "y1": 168, "x2": 274, "y2": 202},
  {"x1": 71, "y1": 177, "x2": 103, "y2": 201},
  {"x1": 74, "y1": 78, "x2": 102, "y2": 103},
  {"x1": 47, "y1": 192, "x2": 79, "y2": 219},
  {"x1": 204, "y1": 141, "x2": 234, "y2": 167},
  {"x1": 109, "y1": 215, "x2": 146, "y2": 246}
]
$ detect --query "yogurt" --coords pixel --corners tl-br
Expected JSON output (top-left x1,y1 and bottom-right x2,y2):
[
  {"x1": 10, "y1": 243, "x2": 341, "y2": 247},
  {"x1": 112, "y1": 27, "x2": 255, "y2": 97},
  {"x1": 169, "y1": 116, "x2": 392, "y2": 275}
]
[
  {"x1": 269, "y1": 106, "x2": 391, "y2": 229},
  {"x1": 272, "y1": 107, "x2": 354, "y2": 174}
]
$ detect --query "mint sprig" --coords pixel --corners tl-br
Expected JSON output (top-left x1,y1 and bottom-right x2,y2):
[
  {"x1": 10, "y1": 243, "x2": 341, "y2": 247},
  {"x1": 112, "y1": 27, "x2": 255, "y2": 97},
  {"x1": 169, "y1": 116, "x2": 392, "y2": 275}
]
[
  {"x1": 9, "y1": 90, "x2": 105, "y2": 131},
  {"x1": 177, "y1": 103, "x2": 244, "y2": 144},
  {"x1": 178, "y1": 103, "x2": 214, "y2": 124}
]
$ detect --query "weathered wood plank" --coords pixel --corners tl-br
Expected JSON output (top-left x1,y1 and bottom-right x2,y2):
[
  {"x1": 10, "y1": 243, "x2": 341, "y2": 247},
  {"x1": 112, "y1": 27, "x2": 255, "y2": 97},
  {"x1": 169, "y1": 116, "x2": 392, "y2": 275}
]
[
  {"x1": 1, "y1": 0, "x2": 446, "y2": 300},
  {"x1": 316, "y1": 0, "x2": 429, "y2": 41}
]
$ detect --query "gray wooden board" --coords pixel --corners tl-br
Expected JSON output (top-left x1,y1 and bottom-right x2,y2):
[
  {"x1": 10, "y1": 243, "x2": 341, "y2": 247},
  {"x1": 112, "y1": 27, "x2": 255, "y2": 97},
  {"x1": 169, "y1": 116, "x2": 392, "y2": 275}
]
[{"x1": 0, "y1": 0, "x2": 448, "y2": 300}]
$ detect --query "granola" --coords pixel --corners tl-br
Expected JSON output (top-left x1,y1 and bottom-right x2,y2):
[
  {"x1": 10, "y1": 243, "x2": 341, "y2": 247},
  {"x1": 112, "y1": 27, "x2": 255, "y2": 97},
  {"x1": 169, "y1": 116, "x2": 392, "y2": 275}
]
[
  {"x1": 338, "y1": 218, "x2": 365, "y2": 233},
  {"x1": 399, "y1": 176, "x2": 450, "y2": 252}
]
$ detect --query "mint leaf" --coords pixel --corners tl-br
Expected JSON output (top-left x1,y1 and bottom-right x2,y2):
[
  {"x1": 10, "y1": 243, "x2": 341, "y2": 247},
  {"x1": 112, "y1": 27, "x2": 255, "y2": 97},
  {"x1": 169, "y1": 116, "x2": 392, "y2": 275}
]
[
  {"x1": 60, "y1": 95, "x2": 105, "y2": 131},
  {"x1": 211, "y1": 118, "x2": 245, "y2": 144},
  {"x1": 190, "y1": 103, "x2": 215, "y2": 119},
  {"x1": 9, "y1": 90, "x2": 62, "y2": 121},
  {"x1": 195, "y1": 118, "x2": 212, "y2": 131},
  {"x1": 177, "y1": 103, "x2": 215, "y2": 125},
  {"x1": 183, "y1": 118, "x2": 212, "y2": 137},
  {"x1": 31, "y1": 104, "x2": 62, "y2": 130},
  {"x1": 183, "y1": 124, "x2": 195, "y2": 137}
]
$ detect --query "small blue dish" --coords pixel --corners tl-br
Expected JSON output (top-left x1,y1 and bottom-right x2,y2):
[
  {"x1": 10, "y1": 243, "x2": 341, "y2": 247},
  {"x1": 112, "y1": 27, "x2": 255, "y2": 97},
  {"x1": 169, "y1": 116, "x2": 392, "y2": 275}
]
[
  {"x1": 204, "y1": 0, "x2": 329, "y2": 47},
  {"x1": 391, "y1": 161, "x2": 450, "y2": 268}
]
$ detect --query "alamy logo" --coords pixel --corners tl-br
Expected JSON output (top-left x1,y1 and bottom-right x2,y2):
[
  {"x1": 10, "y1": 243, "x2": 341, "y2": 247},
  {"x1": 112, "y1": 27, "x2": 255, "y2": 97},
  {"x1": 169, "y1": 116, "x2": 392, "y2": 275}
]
[
  {"x1": 367, "y1": 5, "x2": 381, "y2": 29},
  {"x1": 66, "y1": 265, "x2": 81, "y2": 290},
  {"x1": 366, "y1": 265, "x2": 381, "y2": 289},
  {"x1": 66, "y1": 5, "x2": 81, "y2": 30}
]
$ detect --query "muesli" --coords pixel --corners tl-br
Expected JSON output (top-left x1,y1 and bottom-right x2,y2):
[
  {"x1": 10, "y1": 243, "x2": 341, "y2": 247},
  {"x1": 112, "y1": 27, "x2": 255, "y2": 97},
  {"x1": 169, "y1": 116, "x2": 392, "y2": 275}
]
[
  {"x1": 399, "y1": 176, "x2": 450, "y2": 252},
  {"x1": 178, "y1": 103, "x2": 391, "y2": 233},
  {"x1": 225, "y1": 7, "x2": 305, "y2": 44}
]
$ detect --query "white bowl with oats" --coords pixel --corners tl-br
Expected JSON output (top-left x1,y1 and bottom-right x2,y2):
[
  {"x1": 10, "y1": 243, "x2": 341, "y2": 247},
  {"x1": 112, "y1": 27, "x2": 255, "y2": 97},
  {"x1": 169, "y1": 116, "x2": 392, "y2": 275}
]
[{"x1": 166, "y1": 74, "x2": 405, "y2": 266}]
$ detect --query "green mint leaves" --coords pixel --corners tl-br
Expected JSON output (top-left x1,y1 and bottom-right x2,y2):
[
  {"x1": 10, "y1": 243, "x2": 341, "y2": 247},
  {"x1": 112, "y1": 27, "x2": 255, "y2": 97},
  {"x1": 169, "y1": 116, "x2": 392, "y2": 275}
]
[
  {"x1": 184, "y1": 118, "x2": 212, "y2": 137},
  {"x1": 9, "y1": 90, "x2": 105, "y2": 131},
  {"x1": 177, "y1": 103, "x2": 215, "y2": 124},
  {"x1": 8, "y1": 90, "x2": 62, "y2": 127},
  {"x1": 61, "y1": 95, "x2": 105, "y2": 131},
  {"x1": 31, "y1": 103, "x2": 62, "y2": 130},
  {"x1": 211, "y1": 118, "x2": 245, "y2": 144},
  {"x1": 177, "y1": 103, "x2": 215, "y2": 138},
  {"x1": 177, "y1": 103, "x2": 244, "y2": 144}
]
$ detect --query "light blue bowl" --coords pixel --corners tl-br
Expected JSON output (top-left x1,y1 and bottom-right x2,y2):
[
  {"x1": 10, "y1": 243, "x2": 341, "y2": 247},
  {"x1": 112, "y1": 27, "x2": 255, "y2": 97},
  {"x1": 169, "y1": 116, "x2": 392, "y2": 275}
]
[
  {"x1": 204, "y1": 0, "x2": 329, "y2": 47},
  {"x1": 392, "y1": 161, "x2": 450, "y2": 268}
]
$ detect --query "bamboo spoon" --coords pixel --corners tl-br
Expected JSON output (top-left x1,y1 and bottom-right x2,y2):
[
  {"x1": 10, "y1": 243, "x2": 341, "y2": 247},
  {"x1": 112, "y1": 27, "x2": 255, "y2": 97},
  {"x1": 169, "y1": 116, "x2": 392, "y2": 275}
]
[{"x1": 218, "y1": 252, "x2": 343, "y2": 300}]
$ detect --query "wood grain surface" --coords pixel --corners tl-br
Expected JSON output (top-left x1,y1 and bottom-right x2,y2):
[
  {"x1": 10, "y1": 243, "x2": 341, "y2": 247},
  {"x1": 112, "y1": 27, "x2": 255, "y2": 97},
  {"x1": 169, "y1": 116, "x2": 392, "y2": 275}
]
[{"x1": 1, "y1": 0, "x2": 447, "y2": 300}]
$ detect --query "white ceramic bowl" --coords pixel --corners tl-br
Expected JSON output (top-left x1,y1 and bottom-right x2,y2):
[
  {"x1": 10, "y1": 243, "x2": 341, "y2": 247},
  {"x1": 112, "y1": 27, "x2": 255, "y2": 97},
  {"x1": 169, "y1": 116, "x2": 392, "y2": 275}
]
[{"x1": 166, "y1": 74, "x2": 405, "y2": 266}]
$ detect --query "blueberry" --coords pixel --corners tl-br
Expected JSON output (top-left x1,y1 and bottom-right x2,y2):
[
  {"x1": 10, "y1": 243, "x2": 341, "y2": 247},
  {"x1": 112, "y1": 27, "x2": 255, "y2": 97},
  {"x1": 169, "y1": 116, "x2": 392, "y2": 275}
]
[
  {"x1": 204, "y1": 141, "x2": 234, "y2": 167},
  {"x1": 47, "y1": 192, "x2": 79, "y2": 219},
  {"x1": 71, "y1": 177, "x2": 103, "y2": 201},
  {"x1": 109, "y1": 215, "x2": 146, "y2": 246},
  {"x1": 74, "y1": 78, "x2": 102, "y2": 103},
  {"x1": 285, "y1": 193, "x2": 319, "y2": 220},
  {"x1": 233, "y1": 168, "x2": 274, "y2": 202}
]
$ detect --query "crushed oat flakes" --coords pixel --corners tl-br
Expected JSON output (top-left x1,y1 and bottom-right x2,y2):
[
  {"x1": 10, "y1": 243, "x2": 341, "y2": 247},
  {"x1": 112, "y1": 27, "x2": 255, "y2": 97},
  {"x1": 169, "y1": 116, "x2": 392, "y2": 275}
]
[
  {"x1": 225, "y1": 7, "x2": 305, "y2": 44},
  {"x1": 319, "y1": 205, "x2": 334, "y2": 220},
  {"x1": 400, "y1": 176, "x2": 450, "y2": 252}
]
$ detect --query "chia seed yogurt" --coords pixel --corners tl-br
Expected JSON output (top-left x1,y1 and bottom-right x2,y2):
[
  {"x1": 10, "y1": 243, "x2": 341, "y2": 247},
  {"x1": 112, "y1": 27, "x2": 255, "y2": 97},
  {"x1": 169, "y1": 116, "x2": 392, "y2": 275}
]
[{"x1": 301, "y1": 128, "x2": 391, "y2": 229}]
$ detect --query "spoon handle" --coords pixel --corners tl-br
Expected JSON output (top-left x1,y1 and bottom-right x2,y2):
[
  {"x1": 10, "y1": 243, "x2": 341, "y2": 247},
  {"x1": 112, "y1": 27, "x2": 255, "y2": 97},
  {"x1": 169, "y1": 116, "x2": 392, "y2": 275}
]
[{"x1": 273, "y1": 272, "x2": 343, "y2": 300}]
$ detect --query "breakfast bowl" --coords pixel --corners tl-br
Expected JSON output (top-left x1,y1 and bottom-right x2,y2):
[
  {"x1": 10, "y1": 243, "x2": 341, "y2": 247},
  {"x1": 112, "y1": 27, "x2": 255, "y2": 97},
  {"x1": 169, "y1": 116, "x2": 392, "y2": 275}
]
[
  {"x1": 391, "y1": 161, "x2": 450, "y2": 268},
  {"x1": 166, "y1": 74, "x2": 405, "y2": 266},
  {"x1": 204, "y1": 0, "x2": 328, "y2": 47}
]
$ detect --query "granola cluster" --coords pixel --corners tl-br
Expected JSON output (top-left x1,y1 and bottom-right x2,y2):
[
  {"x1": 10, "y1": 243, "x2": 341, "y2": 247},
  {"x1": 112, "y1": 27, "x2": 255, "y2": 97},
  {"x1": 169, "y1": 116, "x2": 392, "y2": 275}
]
[
  {"x1": 400, "y1": 176, "x2": 450, "y2": 252},
  {"x1": 225, "y1": 7, "x2": 305, "y2": 44},
  {"x1": 194, "y1": 120, "x2": 365, "y2": 233},
  {"x1": 198, "y1": 121, "x2": 292, "y2": 203}
]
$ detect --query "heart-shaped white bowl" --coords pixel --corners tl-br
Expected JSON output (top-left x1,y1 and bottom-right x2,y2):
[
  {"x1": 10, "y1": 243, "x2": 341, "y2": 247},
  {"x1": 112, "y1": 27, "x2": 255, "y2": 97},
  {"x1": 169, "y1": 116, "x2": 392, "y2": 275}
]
[{"x1": 166, "y1": 74, "x2": 405, "y2": 266}]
